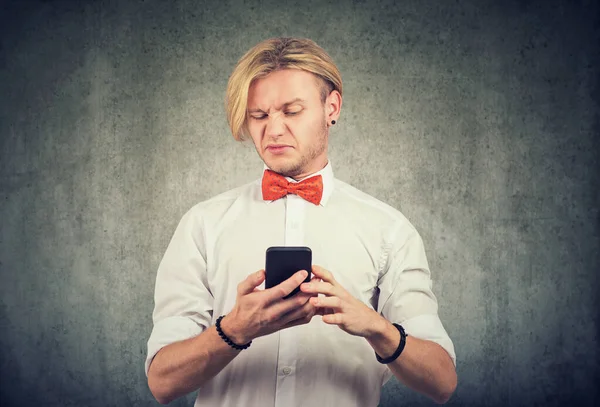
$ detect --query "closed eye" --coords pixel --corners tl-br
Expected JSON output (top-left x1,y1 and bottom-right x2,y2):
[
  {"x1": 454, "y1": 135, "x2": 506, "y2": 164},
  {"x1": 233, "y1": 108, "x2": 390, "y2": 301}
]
[{"x1": 250, "y1": 111, "x2": 300, "y2": 120}]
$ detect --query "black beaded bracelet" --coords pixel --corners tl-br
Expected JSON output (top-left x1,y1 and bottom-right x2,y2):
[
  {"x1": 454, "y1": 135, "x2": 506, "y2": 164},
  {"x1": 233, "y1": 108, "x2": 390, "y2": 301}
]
[
  {"x1": 375, "y1": 323, "x2": 407, "y2": 364},
  {"x1": 216, "y1": 315, "x2": 252, "y2": 350}
]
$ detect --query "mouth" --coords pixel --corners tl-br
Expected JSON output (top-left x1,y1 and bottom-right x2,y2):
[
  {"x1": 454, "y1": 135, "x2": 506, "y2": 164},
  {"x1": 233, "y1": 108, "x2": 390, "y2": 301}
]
[{"x1": 266, "y1": 145, "x2": 292, "y2": 154}]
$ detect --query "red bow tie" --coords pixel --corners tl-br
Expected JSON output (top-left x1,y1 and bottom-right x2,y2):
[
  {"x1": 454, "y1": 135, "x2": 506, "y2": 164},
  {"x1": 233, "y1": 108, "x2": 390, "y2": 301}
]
[{"x1": 262, "y1": 169, "x2": 323, "y2": 205}]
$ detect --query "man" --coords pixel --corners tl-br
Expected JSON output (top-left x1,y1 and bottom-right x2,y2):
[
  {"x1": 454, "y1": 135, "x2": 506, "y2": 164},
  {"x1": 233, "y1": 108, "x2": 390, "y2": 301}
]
[{"x1": 145, "y1": 37, "x2": 457, "y2": 406}]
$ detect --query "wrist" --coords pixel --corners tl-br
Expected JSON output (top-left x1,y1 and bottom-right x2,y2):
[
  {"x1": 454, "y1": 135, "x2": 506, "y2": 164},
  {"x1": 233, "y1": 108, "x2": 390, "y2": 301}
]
[
  {"x1": 219, "y1": 314, "x2": 250, "y2": 345},
  {"x1": 366, "y1": 313, "x2": 393, "y2": 341},
  {"x1": 366, "y1": 317, "x2": 401, "y2": 359},
  {"x1": 374, "y1": 323, "x2": 407, "y2": 364}
]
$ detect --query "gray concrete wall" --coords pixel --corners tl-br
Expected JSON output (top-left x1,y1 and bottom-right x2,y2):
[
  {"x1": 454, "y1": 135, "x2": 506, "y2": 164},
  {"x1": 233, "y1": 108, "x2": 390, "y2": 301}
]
[{"x1": 1, "y1": 0, "x2": 598, "y2": 406}]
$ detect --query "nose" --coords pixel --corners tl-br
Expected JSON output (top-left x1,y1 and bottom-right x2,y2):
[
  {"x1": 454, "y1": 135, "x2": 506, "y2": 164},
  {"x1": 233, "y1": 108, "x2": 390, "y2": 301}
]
[{"x1": 265, "y1": 112, "x2": 286, "y2": 138}]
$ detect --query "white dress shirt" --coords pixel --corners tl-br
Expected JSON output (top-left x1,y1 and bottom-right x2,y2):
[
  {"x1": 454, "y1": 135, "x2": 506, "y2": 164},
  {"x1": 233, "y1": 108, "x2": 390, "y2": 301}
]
[{"x1": 146, "y1": 161, "x2": 456, "y2": 407}]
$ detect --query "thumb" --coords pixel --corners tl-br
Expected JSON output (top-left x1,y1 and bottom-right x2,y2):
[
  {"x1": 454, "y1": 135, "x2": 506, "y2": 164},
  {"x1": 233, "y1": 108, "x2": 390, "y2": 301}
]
[{"x1": 239, "y1": 269, "x2": 265, "y2": 295}]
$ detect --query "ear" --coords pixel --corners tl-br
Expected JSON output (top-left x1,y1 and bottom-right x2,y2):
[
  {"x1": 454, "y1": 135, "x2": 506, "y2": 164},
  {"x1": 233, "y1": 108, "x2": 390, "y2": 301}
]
[{"x1": 325, "y1": 90, "x2": 342, "y2": 125}]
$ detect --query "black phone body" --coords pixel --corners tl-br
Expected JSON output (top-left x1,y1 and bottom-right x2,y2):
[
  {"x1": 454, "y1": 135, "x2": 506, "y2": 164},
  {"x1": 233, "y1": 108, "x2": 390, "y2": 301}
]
[{"x1": 265, "y1": 246, "x2": 312, "y2": 299}]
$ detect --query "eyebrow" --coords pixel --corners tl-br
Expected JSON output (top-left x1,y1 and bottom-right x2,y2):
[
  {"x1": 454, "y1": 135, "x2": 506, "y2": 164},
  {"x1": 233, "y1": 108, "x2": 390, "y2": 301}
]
[{"x1": 248, "y1": 98, "x2": 307, "y2": 114}]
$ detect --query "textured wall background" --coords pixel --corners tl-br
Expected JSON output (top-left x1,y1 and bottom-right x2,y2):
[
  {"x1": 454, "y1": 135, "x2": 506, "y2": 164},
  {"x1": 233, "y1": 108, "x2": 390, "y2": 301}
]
[{"x1": 1, "y1": 0, "x2": 598, "y2": 406}]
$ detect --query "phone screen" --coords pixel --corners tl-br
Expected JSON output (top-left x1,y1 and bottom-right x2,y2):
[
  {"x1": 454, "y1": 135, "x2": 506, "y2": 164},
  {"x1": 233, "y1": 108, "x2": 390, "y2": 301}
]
[{"x1": 265, "y1": 246, "x2": 312, "y2": 299}]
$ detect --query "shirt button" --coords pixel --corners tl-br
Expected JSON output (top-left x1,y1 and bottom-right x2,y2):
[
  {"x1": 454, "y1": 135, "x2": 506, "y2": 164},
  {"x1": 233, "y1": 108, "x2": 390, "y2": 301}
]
[{"x1": 282, "y1": 367, "x2": 292, "y2": 375}]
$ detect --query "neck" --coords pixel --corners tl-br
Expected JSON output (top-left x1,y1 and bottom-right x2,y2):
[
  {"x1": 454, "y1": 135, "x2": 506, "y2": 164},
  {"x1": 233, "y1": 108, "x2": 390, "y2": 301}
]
[{"x1": 290, "y1": 158, "x2": 328, "y2": 181}]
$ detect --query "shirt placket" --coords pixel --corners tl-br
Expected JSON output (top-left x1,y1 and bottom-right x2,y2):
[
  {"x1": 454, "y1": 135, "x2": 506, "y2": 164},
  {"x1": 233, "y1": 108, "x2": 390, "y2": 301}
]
[{"x1": 274, "y1": 193, "x2": 306, "y2": 407}]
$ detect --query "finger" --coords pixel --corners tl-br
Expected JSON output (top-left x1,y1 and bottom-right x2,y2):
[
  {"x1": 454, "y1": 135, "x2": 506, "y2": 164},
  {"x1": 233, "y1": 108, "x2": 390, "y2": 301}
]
[
  {"x1": 267, "y1": 291, "x2": 312, "y2": 320},
  {"x1": 315, "y1": 306, "x2": 334, "y2": 316},
  {"x1": 322, "y1": 313, "x2": 342, "y2": 325},
  {"x1": 309, "y1": 296, "x2": 343, "y2": 310},
  {"x1": 278, "y1": 300, "x2": 317, "y2": 327},
  {"x1": 300, "y1": 280, "x2": 336, "y2": 296},
  {"x1": 238, "y1": 269, "x2": 265, "y2": 296},
  {"x1": 311, "y1": 265, "x2": 336, "y2": 284},
  {"x1": 308, "y1": 276, "x2": 322, "y2": 296},
  {"x1": 265, "y1": 270, "x2": 309, "y2": 302}
]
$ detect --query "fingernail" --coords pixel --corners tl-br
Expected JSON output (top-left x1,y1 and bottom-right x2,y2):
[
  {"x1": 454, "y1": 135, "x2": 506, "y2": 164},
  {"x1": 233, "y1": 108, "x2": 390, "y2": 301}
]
[{"x1": 301, "y1": 270, "x2": 308, "y2": 278}]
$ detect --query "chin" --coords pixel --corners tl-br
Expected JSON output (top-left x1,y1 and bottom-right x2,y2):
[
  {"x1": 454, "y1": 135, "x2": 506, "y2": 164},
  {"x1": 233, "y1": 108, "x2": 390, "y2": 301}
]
[{"x1": 265, "y1": 160, "x2": 302, "y2": 177}]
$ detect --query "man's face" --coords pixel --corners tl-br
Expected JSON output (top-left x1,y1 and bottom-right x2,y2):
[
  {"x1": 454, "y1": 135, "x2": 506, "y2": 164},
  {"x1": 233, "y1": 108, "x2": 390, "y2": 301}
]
[{"x1": 246, "y1": 69, "x2": 330, "y2": 179}]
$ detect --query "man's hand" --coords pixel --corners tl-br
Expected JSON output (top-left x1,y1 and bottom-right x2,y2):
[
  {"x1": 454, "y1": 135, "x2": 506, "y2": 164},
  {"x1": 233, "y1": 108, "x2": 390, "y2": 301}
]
[
  {"x1": 299, "y1": 265, "x2": 384, "y2": 338},
  {"x1": 220, "y1": 269, "x2": 322, "y2": 344}
]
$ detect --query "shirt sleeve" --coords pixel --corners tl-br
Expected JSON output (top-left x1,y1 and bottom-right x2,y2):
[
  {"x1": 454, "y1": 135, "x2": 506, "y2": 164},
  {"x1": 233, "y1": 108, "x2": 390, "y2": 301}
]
[
  {"x1": 377, "y1": 222, "x2": 456, "y2": 367},
  {"x1": 145, "y1": 207, "x2": 214, "y2": 376}
]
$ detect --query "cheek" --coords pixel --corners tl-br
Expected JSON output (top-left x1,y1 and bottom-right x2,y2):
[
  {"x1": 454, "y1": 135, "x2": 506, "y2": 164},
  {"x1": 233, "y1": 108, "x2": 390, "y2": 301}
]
[
  {"x1": 297, "y1": 116, "x2": 322, "y2": 137},
  {"x1": 251, "y1": 135, "x2": 262, "y2": 151},
  {"x1": 289, "y1": 117, "x2": 311, "y2": 132},
  {"x1": 247, "y1": 122, "x2": 263, "y2": 140}
]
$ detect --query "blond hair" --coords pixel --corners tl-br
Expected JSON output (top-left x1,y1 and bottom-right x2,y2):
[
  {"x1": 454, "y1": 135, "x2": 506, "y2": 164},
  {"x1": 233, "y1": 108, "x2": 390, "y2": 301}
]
[{"x1": 225, "y1": 37, "x2": 343, "y2": 141}]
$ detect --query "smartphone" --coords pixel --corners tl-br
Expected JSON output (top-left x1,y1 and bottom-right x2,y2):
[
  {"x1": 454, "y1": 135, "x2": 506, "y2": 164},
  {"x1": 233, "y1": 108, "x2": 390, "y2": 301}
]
[{"x1": 265, "y1": 246, "x2": 312, "y2": 299}]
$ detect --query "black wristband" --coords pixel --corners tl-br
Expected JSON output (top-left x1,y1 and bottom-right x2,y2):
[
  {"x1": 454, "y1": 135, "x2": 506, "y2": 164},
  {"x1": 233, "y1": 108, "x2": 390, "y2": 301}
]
[
  {"x1": 216, "y1": 315, "x2": 252, "y2": 350},
  {"x1": 375, "y1": 323, "x2": 407, "y2": 364}
]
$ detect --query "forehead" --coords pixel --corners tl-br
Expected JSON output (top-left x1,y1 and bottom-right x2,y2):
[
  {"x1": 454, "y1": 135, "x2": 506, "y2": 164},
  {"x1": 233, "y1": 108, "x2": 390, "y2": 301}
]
[{"x1": 248, "y1": 69, "x2": 321, "y2": 109}]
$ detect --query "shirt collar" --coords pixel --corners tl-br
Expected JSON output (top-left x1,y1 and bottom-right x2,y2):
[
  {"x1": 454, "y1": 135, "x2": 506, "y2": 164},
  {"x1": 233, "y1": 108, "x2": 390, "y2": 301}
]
[{"x1": 261, "y1": 160, "x2": 334, "y2": 207}]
